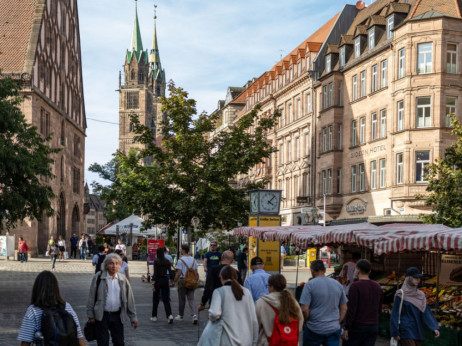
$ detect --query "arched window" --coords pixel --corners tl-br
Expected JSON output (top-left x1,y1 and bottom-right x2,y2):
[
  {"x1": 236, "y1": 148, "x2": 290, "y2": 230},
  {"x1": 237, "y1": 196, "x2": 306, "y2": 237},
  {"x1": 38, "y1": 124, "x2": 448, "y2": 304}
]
[
  {"x1": 60, "y1": 119, "x2": 65, "y2": 145},
  {"x1": 131, "y1": 69, "x2": 135, "y2": 80}
]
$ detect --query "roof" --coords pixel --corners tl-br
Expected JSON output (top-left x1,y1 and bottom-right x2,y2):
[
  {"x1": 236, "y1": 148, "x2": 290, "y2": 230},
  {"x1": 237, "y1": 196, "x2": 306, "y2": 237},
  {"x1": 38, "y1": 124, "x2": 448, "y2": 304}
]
[
  {"x1": 412, "y1": 9, "x2": 459, "y2": 20},
  {"x1": 326, "y1": 44, "x2": 339, "y2": 54},
  {"x1": 369, "y1": 15, "x2": 387, "y2": 27},
  {"x1": 0, "y1": 0, "x2": 40, "y2": 73},
  {"x1": 410, "y1": 0, "x2": 462, "y2": 19},
  {"x1": 89, "y1": 194, "x2": 105, "y2": 212},
  {"x1": 228, "y1": 86, "x2": 245, "y2": 99},
  {"x1": 229, "y1": 91, "x2": 246, "y2": 105}
]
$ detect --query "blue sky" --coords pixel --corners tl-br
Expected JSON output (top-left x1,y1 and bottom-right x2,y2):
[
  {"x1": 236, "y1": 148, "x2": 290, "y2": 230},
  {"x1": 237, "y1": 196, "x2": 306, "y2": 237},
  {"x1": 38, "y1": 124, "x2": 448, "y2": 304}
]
[{"x1": 80, "y1": 0, "x2": 350, "y2": 188}]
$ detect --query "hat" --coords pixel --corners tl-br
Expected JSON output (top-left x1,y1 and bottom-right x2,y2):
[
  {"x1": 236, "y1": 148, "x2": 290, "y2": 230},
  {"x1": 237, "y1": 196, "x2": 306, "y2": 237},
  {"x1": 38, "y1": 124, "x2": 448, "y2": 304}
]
[
  {"x1": 405, "y1": 267, "x2": 423, "y2": 278},
  {"x1": 250, "y1": 256, "x2": 264, "y2": 266}
]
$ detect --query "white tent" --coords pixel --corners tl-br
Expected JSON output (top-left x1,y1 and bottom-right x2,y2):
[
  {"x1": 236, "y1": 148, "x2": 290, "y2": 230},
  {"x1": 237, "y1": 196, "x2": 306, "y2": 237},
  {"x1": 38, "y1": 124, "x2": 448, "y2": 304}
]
[{"x1": 102, "y1": 214, "x2": 162, "y2": 237}]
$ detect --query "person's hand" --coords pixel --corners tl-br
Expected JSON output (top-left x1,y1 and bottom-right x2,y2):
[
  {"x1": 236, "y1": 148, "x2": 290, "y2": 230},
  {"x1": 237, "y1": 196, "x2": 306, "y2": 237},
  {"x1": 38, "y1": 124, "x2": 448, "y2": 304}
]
[
  {"x1": 131, "y1": 321, "x2": 138, "y2": 329},
  {"x1": 434, "y1": 330, "x2": 440, "y2": 338},
  {"x1": 394, "y1": 336, "x2": 400, "y2": 341},
  {"x1": 198, "y1": 305, "x2": 206, "y2": 312},
  {"x1": 89, "y1": 318, "x2": 95, "y2": 323},
  {"x1": 151, "y1": 283, "x2": 155, "y2": 292},
  {"x1": 341, "y1": 330, "x2": 348, "y2": 340}
]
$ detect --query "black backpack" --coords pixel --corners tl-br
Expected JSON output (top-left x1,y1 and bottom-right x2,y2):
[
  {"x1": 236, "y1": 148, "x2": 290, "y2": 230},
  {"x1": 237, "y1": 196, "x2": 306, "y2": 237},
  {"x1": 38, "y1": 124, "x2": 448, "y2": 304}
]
[
  {"x1": 41, "y1": 303, "x2": 79, "y2": 346},
  {"x1": 95, "y1": 253, "x2": 106, "y2": 274}
]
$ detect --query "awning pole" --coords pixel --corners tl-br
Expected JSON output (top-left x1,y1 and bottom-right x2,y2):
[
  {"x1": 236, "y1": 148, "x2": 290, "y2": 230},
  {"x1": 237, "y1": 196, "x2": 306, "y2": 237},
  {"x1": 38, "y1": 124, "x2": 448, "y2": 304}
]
[
  {"x1": 436, "y1": 250, "x2": 441, "y2": 310},
  {"x1": 295, "y1": 252, "x2": 300, "y2": 288}
]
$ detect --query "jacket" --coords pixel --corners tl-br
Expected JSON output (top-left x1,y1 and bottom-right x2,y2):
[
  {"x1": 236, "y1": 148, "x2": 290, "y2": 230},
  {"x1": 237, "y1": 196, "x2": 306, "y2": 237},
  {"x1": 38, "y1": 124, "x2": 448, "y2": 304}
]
[{"x1": 86, "y1": 270, "x2": 137, "y2": 324}]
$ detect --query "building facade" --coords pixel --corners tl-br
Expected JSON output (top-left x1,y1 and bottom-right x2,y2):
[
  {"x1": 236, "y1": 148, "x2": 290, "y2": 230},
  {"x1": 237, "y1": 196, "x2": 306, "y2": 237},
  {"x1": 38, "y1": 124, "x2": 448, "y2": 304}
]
[
  {"x1": 84, "y1": 184, "x2": 107, "y2": 236},
  {"x1": 0, "y1": 0, "x2": 86, "y2": 254}
]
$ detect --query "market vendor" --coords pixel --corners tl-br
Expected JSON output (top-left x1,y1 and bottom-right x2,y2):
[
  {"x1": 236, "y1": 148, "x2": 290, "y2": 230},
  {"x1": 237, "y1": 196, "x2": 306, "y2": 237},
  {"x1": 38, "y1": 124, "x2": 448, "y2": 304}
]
[
  {"x1": 339, "y1": 252, "x2": 361, "y2": 295},
  {"x1": 390, "y1": 267, "x2": 440, "y2": 345}
]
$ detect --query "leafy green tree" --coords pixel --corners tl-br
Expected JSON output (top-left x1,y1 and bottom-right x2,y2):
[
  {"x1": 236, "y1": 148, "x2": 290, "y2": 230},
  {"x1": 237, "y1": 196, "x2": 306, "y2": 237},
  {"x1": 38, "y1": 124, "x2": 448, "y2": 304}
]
[
  {"x1": 0, "y1": 75, "x2": 59, "y2": 232},
  {"x1": 419, "y1": 116, "x2": 462, "y2": 227},
  {"x1": 114, "y1": 81, "x2": 279, "y2": 235}
]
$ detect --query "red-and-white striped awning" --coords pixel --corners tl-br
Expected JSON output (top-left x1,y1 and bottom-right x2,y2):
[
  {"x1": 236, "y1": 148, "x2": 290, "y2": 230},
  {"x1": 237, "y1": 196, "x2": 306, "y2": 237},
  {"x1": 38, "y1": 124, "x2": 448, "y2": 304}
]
[{"x1": 437, "y1": 228, "x2": 462, "y2": 251}]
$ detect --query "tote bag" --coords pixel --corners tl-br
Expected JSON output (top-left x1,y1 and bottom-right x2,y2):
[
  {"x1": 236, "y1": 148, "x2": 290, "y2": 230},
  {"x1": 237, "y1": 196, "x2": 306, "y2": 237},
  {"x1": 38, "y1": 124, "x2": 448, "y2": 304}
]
[{"x1": 197, "y1": 287, "x2": 226, "y2": 346}]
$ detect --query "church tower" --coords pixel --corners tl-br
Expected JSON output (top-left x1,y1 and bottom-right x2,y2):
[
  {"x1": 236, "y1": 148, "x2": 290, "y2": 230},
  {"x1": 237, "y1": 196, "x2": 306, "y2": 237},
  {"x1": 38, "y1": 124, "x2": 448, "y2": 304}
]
[{"x1": 119, "y1": 1, "x2": 165, "y2": 154}]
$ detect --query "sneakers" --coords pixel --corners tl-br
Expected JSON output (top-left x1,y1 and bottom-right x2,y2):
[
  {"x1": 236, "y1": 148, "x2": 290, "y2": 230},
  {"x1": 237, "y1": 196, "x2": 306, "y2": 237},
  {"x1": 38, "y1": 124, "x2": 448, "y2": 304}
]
[
  {"x1": 174, "y1": 315, "x2": 183, "y2": 321},
  {"x1": 168, "y1": 315, "x2": 173, "y2": 324},
  {"x1": 192, "y1": 315, "x2": 198, "y2": 324},
  {"x1": 150, "y1": 317, "x2": 157, "y2": 322}
]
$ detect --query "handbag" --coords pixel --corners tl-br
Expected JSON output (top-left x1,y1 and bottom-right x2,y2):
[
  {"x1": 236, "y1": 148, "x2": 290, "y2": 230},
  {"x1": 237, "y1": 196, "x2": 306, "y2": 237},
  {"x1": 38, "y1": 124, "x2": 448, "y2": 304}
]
[
  {"x1": 390, "y1": 289, "x2": 404, "y2": 346},
  {"x1": 84, "y1": 274, "x2": 102, "y2": 342},
  {"x1": 197, "y1": 287, "x2": 226, "y2": 346}
]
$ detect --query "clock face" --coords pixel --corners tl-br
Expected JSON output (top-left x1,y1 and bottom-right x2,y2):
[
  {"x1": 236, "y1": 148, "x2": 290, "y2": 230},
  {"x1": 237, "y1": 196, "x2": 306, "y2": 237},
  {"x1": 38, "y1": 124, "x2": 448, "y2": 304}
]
[
  {"x1": 250, "y1": 192, "x2": 259, "y2": 213},
  {"x1": 259, "y1": 191, "x2": 280, "y2": 214}
]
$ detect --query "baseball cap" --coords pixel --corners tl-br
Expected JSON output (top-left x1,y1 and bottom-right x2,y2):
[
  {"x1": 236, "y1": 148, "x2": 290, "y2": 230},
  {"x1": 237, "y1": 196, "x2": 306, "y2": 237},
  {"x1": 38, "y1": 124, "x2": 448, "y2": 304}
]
[
  {"x1": 250, "y1": 256, "x2": 264, "y2": 266},
  {"x1": 405, "y1": 267, "x2": 423, "y2": 278}
]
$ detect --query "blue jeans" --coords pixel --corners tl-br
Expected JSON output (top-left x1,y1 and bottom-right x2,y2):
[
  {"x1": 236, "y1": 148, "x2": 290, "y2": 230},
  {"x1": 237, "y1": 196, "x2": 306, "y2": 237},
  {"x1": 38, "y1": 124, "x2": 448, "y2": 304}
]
[
  {"x1": 239, "y1": 267, "x2": 247, "y2": 282},
  {"x1": 80, "y1": 246, "x2": 87, "y2": 259},
  {"x1": 303, "y1": 328, "x2": 341, "y2": 346},
  {"x1": 19, "y1": 252, "x2": 27, "y2": 263}
]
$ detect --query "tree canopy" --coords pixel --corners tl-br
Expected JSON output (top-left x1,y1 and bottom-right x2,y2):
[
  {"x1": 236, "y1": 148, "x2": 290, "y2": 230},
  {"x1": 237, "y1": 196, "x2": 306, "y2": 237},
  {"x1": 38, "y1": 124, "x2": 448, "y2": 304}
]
[{"x1": 0, "y1": 75, "x2": 59, "y2": 232}]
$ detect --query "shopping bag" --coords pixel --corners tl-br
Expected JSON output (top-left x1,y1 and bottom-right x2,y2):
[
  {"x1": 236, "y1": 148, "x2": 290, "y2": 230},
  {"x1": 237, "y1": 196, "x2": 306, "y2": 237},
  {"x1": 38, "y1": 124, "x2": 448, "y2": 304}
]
[{"x1": 64, "y1": 251, "x2": 69, "y2": 259}]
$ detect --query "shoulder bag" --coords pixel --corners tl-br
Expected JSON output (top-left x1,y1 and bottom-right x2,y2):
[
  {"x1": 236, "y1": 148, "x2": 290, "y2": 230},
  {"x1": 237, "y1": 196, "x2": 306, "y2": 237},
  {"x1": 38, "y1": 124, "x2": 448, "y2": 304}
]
[
  {"x1": 197, "y1": 287, "x2": 226, "y2": 346},
  {"x1": 390, "y1": 289, "x2": 404, "y2": 346}
]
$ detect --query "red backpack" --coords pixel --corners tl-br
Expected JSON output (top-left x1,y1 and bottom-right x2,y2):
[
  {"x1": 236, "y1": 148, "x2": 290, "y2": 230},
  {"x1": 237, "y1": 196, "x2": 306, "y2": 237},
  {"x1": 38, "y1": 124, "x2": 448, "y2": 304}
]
[{"x1": 267, "y1": 303, "x2": 299, "y2": 346}]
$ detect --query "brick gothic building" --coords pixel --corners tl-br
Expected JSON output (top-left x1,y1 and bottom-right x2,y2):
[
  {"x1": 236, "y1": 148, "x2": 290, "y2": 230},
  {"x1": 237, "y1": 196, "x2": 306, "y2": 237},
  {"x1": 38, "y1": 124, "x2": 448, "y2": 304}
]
[
  {"x1": 0, "y1": 0, "x2": 86, "y2": 254},
  {"x1": 119, "y1": 2, "x2": 166, "y2": 155}
]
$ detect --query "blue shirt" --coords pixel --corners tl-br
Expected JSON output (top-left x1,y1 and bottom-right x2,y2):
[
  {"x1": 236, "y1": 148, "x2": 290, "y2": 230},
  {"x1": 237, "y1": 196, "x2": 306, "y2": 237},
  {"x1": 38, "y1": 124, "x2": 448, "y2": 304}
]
[
  {"x1": 244, "y1": 269, "x2": 271, "y2": 302},
  {"x1": 390, "y1": 297, "x2": 439, "y2": 340},
  {"x1": 299, "y1": 276, "x2": 348, "y2": 334},
  {"x1": 70, "y1": 236, "x2": 79, "y2": 247}
]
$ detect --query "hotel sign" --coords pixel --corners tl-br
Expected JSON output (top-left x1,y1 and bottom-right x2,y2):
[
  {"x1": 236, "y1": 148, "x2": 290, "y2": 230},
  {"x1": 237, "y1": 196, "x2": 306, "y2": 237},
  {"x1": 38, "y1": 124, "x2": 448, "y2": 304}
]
[
  {"x1": 345, "y1": 197, "x2": 368, "y2": 215},
  {"x1": 350, "y1": 144, "x2": 386, "y2": 158}
]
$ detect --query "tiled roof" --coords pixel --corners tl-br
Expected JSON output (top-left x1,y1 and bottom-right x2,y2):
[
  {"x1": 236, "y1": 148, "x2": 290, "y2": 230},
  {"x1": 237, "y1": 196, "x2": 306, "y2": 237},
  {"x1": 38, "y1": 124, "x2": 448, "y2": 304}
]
[
  {"x1": 89, "y1": 194, "x2": 105, "y2": 212},
  {"x1": 369, "y1": 15, "x2": 387, "y2": 27},
  {"x1": 410, "y1": 0, "x2": 462, "y2": 19},
  {"x1": 0, "y1": 0, "x2": 39, "y2": 73},
  {"x1": 411, "y1": 9, "x2": 459, "y2": 20},
  {"x1": 339, "y1": 35, "x2": 354, "y2": 46},
  {"x1": 229, "y1": 91, "x2": 246, "y2": 104},
  {"x1": 354, "y1": 25, "x2": 368, "y2": 36},
  {"x1": 389, "y1": 2, "x2": 412, "y2": 14}
]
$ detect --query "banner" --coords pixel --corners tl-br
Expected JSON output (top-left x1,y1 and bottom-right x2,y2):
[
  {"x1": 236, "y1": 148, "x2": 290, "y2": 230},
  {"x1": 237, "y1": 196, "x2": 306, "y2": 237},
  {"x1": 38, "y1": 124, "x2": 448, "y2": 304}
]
[
  {"x1": 259, "y1": 240, "x2": 280, "y2": 273},
  {"x1": 441, "y1": 254, "x2": 462, "y2": 285},
  {"x1": 147, "y1": 239, "x2": 165, "y2": 265}
]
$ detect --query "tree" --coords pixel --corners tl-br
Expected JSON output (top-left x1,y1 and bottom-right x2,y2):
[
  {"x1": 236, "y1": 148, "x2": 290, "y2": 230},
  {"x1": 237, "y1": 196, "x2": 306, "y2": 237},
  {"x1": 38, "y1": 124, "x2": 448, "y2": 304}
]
[
  {"x1": 113, "y1": 81, "x2": 279, "y2": 235},
  {"x1": 0, "y1": 75, "x2": 59, "y2": 232},
  {"x1": 419, "y1": 116, "x2": 462, "y2": 227}
]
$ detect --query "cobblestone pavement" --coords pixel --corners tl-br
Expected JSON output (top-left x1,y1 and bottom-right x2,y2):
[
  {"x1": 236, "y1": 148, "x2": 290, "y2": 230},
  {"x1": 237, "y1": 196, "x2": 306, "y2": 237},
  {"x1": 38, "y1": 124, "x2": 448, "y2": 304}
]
[{"x1": 0, "y1": 258, "x2": 389, "y2": 345}]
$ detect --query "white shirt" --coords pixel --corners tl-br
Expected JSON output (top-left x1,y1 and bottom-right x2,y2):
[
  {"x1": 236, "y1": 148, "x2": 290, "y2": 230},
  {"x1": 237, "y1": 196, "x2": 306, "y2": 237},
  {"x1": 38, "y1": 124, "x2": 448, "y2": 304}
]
[
  {"x1": 119, "y1": 261, "x2": 129, "y2": 277},
  {"x1": 104, "y1": 274, "x2": 121, "y2": 312},
  {"x1": 176, "y1": 256, "x2": 197, "y2": 278},
  {"x1": 115, "y1": 243, "x2": 126, "y2": 255}
]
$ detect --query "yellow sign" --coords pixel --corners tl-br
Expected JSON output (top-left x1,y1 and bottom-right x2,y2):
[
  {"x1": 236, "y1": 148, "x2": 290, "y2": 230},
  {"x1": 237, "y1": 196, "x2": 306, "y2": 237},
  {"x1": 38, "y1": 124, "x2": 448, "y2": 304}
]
[
  {"x1": 258, "y1": 216, "x2": 281, "y2": 227},
  {"x1": 259, "y1": 240, "x2": 280, "y2": 272},
  {"x1": 306, "y1": 248, "x2": 317, "y2": 267},
  {"x1": 249, "y1": 216, "x2": 258, "y2": 227}
]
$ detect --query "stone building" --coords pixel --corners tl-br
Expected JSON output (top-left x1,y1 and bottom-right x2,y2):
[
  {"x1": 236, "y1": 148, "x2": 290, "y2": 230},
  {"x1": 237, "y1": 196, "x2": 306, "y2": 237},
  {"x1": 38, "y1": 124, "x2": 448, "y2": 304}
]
[
  {"x1": 0, "y1": 0, "x2": 86, "y2": 254},
  {"x1": 83, "y1": 184, "x2": 106, "y2": 236},
  {"x1": 119, "y1": 2, "x2": 166, "y2": 155}
]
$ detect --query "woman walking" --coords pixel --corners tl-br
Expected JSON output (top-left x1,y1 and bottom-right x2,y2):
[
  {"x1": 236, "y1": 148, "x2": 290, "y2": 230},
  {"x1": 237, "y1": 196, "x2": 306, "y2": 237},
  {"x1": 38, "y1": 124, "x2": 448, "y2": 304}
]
[
  {"x1": 256, "y1": 274, "x2": 303, "y2": 346},
  {"x1": 18, "y1": 236, "x2": 29, "y2": 263},
  {"x1": 17, "y1": 271, "x2": 85, "y2": 345},
  {"x1": 58, "y1": 235, "x2": 66, "y2": 261},
  {"x1": 47, "y1": 237, "x2": 58, "y2": 272},
  {"x1": 390, "y1": 267, "x2": 440, "y2": 346},
  {"x1": 151, "y1": 247, "x2": 173, "y2": 323},
  {"x1": 79, "y1": 234, "x2": 87, "y2": 260}
]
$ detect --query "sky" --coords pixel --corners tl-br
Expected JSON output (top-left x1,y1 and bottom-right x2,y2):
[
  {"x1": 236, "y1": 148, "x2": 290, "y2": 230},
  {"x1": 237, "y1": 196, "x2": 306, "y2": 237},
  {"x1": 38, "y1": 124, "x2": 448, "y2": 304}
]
[{"x1": 79, "y1": 0, "x2": 351, "y2": 189}]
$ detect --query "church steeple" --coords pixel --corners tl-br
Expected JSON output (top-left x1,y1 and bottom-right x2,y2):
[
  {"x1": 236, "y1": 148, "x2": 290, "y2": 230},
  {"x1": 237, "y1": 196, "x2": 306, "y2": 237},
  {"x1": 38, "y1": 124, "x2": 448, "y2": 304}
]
[
  {"x1": 149, "y1": 4, "x2": 165, "y2": 95},
  {"x1": 127, "y1": 0, "x2": 145, "y2": 63}
]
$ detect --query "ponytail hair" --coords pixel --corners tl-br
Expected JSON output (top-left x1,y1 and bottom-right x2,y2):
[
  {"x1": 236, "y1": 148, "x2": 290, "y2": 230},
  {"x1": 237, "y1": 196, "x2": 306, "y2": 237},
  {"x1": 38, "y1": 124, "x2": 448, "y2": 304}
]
[
  {"x1": 268, "y1": 274, "x2": 302, "y2": 324},
  {"x1": 219, "y1": 265, "x2": 244, "y2": 301}
]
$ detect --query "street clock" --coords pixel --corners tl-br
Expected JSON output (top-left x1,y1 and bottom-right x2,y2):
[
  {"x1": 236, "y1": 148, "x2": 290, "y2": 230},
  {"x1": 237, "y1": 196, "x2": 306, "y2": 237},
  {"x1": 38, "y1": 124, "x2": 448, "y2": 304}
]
[{"x1": 249, "y1": 189, "x2": 282, "y2": 215}]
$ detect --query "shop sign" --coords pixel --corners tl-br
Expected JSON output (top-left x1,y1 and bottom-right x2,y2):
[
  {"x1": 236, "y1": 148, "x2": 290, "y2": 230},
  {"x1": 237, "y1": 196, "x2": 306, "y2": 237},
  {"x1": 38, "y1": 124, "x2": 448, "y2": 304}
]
[
  {"x1": 345, "y1": 197, "x2": 368, "y2": 215},
  {"x1": 296, "y1": 196, "x2": 311, "y2": 204},
  {"x1": 441, "y1": 254, "x2": 462, "y2": 285}
]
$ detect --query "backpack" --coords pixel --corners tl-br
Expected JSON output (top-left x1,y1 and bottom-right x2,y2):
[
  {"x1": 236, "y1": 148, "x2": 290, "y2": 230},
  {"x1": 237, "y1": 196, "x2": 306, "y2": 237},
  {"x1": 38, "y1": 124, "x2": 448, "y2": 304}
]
[
  {"x1": 95, "y1": 253, "x2": 106, "y2": 274},
  {"x1": 41, "y1": 303, "x2": 79, "y2": 346},
  {"x1": 266, "y1": 303, "x2": 299, "y2": 346},
  {"x1": 180, "y1": 258, "x2": 198, "y2": 290}
]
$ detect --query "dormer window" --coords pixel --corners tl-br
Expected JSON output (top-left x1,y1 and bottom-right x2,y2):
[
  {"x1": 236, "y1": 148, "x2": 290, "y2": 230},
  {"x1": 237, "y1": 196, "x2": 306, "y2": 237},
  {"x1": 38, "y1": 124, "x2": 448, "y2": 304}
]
[
  {"x1": 290, "y1": 68, "x2": 294, "y2": 82},
  {"x1": 325, "y1": 55, "x2": 331, "y2": 74},
  {"x1": 340, "y1": 46, "x2": 346, "y2": 68},
  {"x1": 282, "y1": 73, "x2": 286, "y2": 86},
  {"x1": 387, "y1": 16, "x2": 394, "y2": 39},
  {"x1": 355, "y1": 37, "x2": 361, "y2": 58},
  {"x1": 297, "y1": 61, "x2": 302, "y2": 77},
  {"x1": 369, "y1": 28, "x2": 375, "y2": 49}
]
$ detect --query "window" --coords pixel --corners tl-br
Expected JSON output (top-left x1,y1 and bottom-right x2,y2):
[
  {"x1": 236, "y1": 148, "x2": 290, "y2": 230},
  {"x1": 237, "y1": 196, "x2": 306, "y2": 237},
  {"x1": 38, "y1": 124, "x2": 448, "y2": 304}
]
[
  {"x1": 323, "y1": 86, "x2": 328, "y2": 109},
  {"x1": 418, "y1": 43, "x2": 433, "y2": 74},
  {"x1": 447, "y1": 44, "x2": 458, "y2": 74},
  {"x1": 446, "y1": 96, "x2": 457, "y2": 127},
  {"x1": 327, "y1": 169, "x2": 333, "y2": 194},
  {"x1": 351, "y1": 166, "x2": 357, "y2": 192},
  {"x1": 305, "y1": 132, "x2": 310, "y2": 156},
  {"x1": 60, "y1": 120, "x2": 65, "y2": 145},
  {"x1": 322, "y1": 128, "x2": 327, "y2": 152},
  {"x1": 126, "y1": 91, "x2": 139, "y2": 109},
  {"x1": 397, "y1": 100, "x2": 404, "y2": 131},
  {"x1": 387, "y1": 16, "x2": 394, "y2": 39},
  {"x1": 307, "y1": 93, "x2": 312, "y2": 113},
  {"x1": 369, "y1": 28, "x2": 375, "y2": 49},
  {"x1": 280, "y1": 108, "x2": 285, "y2": 127},
  {"x1": 355, "y1": 37, "x2": 361, "y2": 58},
  {"x1": 416, "y1": 97, "x2": 431, "y2": 128},
  {"x1": 380, "y1": 109, "x2": 387, "y2": 138},
  {"x1": 288, "y1": 103, "x2": 293, "y2": 122},
  {"x1": 288, "y1": 140, "x2": 292, "y2": 161},
  {"x1": 282, "y1": 74, "x2": 286, "y2": 86},
  {"x1": 276, "y1": 78, "x2": 279, "y2": 91},
  {"x1": 415, "y1": 151, "x2": 430, "y2": 182},
  {"x1": 73, "y1": 167, "x2": 81, "y2": 193},
  {"x1": 297, "y1": 99, "x2": 301, "y2": 119},
  {"x1": 337, "y1": 124, "x2": 342, "y2": 149},
  {"x1": 40, "y1": 108, "x2": 50, "y2": 136},
  {"x1": 279, "y1": 143, "x2": 284, "y2": 164},
  {"x1": 398, "y1": 48, "x2": 405, "y2": 78},
  {"x1": 328, "y1": 125, "x2": 333, "y2": 150},
  {"x1": 322, "y1": 170, "x2": 327, "y2": 195},
  {"x1": 379, "y1": 159, "x2": 386, "y2": 188},
  {"x1": 371, "y1": 113, "x2": 377, "y2": 140},
  {"x1": 371, "y1": 65, "x2": 378, "y2": 92},
  {"x1": 360, "y1": 71, "x2": 366, "y2": 97},
  {"x1": 296, "y1": 136, "x2": 300, "y2": 159},
  {"x1": 290, "y1": 68, "x2": 294, "y2": 82},
  {"x1": 298, "y1": 61, "x2": 302, "y2": 77},
  {"x1": 352, "y1": 120, "x2": 357, "y2": 146},
  {"x1": 326, "y1": 55, "x2": 331, "y2": 74},
  {"x1": 340, "y1": 46, "x2": 346, "y2": 68},
  {"x1": 360, "y1": 117, "x2": 366, "y2": 144},
  {"x1": 306, "y1": 56, "x2": 311, "y2": 71},
  {"x1": 329, "y1": 83, "x2": 333, "y2": 107},
  {"x1": 337, "y1": 168, "x2": 342, "y2": 194},
  {"x1": 352, "y1": 75, "x2": 358, "y2": 101},
  {"x1": 358, "y1": 164, "x2": 365, "y2": 191},
  {"x1": 73, "y1": 136, "x2": 80, "y2": 157},
  {"x1": 338, "y1": 81, "x2": 343, "y2": 106},
  {"x1": 371, "y1": 161, "x2": 377, "y2": 190},
  {"x1": 381, "y1": 60, "x2": 387, "y2": 88},
  {"x1": 396, "y1": 153, "x2": 403, "y2": 185}
]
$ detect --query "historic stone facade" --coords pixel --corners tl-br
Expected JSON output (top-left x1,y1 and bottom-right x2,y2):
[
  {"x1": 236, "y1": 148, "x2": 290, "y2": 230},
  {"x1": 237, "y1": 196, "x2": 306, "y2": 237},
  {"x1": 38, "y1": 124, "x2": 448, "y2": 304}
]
[
  {"x1": 84, "y1": 184, "x2": 106, "y2": 236},
  {"x1": 0, "y1": 0, "x2": 86, "y2": 254}
]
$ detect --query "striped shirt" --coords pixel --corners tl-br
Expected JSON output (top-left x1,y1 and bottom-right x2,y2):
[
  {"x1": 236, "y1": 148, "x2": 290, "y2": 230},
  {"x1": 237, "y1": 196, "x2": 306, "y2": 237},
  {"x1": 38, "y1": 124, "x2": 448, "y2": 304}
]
[{"x1": 17, "y1": 302, "x2": 83, "y2": 342}]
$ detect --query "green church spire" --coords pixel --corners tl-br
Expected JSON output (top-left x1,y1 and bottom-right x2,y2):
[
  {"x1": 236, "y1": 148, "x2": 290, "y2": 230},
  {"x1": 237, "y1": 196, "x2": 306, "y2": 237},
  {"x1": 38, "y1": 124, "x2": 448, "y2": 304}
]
[
  {"x1": 127, "y1": 0, "x2": 144, "y2": 63},
  {"x1": 149, "y1": 4, "x2": 165, "y2": 84}
]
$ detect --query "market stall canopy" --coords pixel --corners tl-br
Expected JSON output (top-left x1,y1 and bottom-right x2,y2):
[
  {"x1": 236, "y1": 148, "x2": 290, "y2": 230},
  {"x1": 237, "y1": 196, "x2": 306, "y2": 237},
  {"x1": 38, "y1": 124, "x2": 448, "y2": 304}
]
[
  {"x1": 100, "y1": 214, "x2": 162, "y2": 237},
  {"x1": 437, "y1": 227, "x2": 462, "y2": 251}
]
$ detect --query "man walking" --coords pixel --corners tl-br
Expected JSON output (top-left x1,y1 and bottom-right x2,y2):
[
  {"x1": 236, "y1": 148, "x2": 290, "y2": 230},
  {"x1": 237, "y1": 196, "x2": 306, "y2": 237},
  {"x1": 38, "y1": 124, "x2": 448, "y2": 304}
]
[
  {"x1": 237, "y1": 247, "x2": 248, "y2": 282},
  {"x1": 70, "y1": 233, "x2": 79, "y2": 259},
  {"x1": 203, "y1": 241, "x2": 221, "y2": 276},
  {"x1": 340, "y1": 252, "x2": 361, "y2": 294},
  {"x1": 172, "y1": 244, "x2": 199, "y2": 324},
  {"x1": 342, "y1": 259, "x2": 383, "y2": 346},
  {"x1": 300, "y1": 259, "x2": 347, "y2": 346},
  {"x1": 244, "y1": 256, "x2": 271, "y2": 302}
]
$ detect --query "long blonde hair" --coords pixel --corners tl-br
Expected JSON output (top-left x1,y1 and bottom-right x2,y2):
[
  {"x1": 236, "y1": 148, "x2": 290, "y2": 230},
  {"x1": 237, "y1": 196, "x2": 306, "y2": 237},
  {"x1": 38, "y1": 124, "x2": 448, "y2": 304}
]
[{"x1": 268, "y1": 274, "x2": 301, "y2": 324}]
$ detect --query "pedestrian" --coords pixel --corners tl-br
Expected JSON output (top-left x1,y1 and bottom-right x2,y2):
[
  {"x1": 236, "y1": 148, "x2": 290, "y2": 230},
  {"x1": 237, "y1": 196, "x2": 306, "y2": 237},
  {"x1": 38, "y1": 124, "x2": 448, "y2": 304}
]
[
  {"x1": 203, "y1": 241, "x2": 221, "y2": 276},
  {"x1": 390, "y1": 267, "x2": 440, "y2": 346},
  {"x1": 244, "y1": 256, "x2": 271, "y2": 302},
  {"x1": 171, "y1": 244, "x2": 199, "y2": 324},
  {"x1": 115, "y1": 239, "x2": 126, "y2": 256},
  {"x1": 47, "y1": 236, "x2": 58, "y2": 272},
  {"x1": 92, "y1": 245, "x2": 107, "y2": 274},
  {"x1": 340, "y1": 252, "x2": 361, "y2": 295},
  {"x1": 199, "y1": 250, "x2": 243, "y2": 311},
  {"x1": 103, "y1": 242, "x2": 110, "y2": 254},
  {"x1": 280, "y1": 243, "x2": 287, "y2": 269},
  {"x1": 86, "y1": 253, "x2": 138, "y2": 346},
  {"x1": 87, "y1": 235, "x2": 94, "y2": 258},
  {"x1": 164, "y1": 247, "x2": 174, "y2": 280},
  {"x1": 17, "y1": 271, "x2": 85, "y2": 345},
  {"x1": 115, "y1": 249, "x2": 130, "y2": 281},
  {"x1": 342, "y1": 259, "x2": 383, "y2": 346},
  {"x1": 151, "y1": 247, "x2": 174, "y2": 323},
  {"x1": 70, "y1": 233, "x2": 79, "y2": 259},
  {"x1": 18, "y1": 236, "x2": 29, "y2": 263},
  {"x1": 58, "y1": 235, "x2": 66, "y2": 261},
  {"x1": 256, "y1": 274, "x2": 303, "y2": 346},
  {"x1": 299, "y1": 259, "x2": 348, "y2": 346},
  {"x1": 198, "y1": 265, "x2": 258, "y2": 345},
  {"x1": 79, "y1": 234, "x2": 87, "y2": 260},
  {"x1": 237, "y1": 246, "x2": 248, "y2": 282}
]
